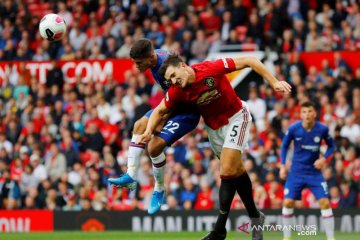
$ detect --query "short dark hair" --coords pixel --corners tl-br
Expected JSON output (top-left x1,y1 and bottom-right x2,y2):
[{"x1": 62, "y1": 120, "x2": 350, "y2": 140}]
[
  {"x1": 159, "y1": 53, "x2": 184, "y2": 79},
  {"x1": 129, "y1": 39, "x2": 153, "y2": 59},
  {"x1": 301, "y1": 101, "x2": 316, "y2": 109}
]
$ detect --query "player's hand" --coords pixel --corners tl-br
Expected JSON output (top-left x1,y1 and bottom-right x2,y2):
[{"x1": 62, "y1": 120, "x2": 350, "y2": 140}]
[
  {"x1": 279, "y1": 165, "x2": 287, "y2": 180},
  {"x1": 273, "y1": 81, "x2": 292, "y2": 93},
  {"x1": 136, "y1": 131, "x2": 152, "y2": 144},
  {"x1": 314, "y1": 157, "x2": 326, "y2": 170}
]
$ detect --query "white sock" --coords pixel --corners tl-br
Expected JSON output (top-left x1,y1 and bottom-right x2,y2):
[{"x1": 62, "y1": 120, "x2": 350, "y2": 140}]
[
  {"x1": 321, "y1": 208, "x2": 335, "y2": 240},
  {"x1": 127, "y1": 134, "x2": 145, "y2": 180},
  {"x1": 282, "y1": 207, "x2": 294, "y2": 239},
  {"x1": 151, "y1": 153, "x2": 166, "y2": 192}
]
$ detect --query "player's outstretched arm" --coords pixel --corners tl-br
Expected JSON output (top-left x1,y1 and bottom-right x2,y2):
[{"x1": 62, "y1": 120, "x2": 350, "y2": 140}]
[
  {"x1": 136, "y1": 99, "x2": 172, "y2": 144},
  {"x1": 232, "y1": 56, "x2": 292, "y2": 93},
  {"x1": 280, "y1": 128, "x2": 293, "y2": 180}
]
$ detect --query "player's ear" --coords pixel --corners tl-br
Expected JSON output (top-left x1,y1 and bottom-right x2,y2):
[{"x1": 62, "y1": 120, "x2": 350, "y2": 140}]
[{"x1": 181, "y1": 62, "x2": 186, "y2": 68}]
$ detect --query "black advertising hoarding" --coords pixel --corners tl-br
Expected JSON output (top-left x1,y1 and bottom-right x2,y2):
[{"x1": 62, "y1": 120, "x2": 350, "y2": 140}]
[{"x1": 54, "y1": 209, "x2": 360, "y2": 232}]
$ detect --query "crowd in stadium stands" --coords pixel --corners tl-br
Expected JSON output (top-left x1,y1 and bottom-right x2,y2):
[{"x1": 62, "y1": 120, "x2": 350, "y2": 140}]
[{"x1": 0, "y1": 0, "x2": 359, "y2": 211}]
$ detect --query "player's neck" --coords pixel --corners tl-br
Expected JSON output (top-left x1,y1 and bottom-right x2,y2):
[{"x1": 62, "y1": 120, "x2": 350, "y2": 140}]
[
  {"x1": 302, "y1": 121, "x2": 315, "y2": 131},
  {"x1": 188, "y1": 67, "x2": 196, "y2": 84}
]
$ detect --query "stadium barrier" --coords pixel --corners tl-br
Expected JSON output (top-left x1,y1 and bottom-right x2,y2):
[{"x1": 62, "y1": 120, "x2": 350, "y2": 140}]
[{"x1": 1, "y1": 209, "x2": 359, "y2": 232}]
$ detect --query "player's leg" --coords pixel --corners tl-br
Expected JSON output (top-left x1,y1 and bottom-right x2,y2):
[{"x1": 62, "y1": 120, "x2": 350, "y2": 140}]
[
  {"x1": 282, "y1": 174, "x2": 303, "y2": 240},
  {"x1": 127, "y1": 116, "x2": 148, "y2": 178},
  {"x1": 146, "y1": 135, "x2": 167, "y2": 215},
  {"x1": 203, "y1": 104, "x2": 264, "y2": 240},
  {"x1": 225, "y1": 103, "x2": 265, "y2": 240},
  {"x1": 308, "y1": 175, "x2": 335, "y2": 240},
  {"x1": 108, "y1": 113, "x2": 149, "y2": 188},
  {"x1": 282, "y1": 198, "x2": 295, "y2": 240},
  {"x1": 147, "y1": 113, "x2": 200, "y2": 215}
]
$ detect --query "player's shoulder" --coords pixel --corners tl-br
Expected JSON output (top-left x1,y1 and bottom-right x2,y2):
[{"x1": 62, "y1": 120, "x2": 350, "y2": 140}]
[
  {"x1": 315, "y1": 121, "x2": 329, "y2": 131},
  {"x1": 154, "y1": 49, "x2": 169, "y2": 56},
  {"x1": 289, "y1": 120, "x2": 302, "y2": 131}
]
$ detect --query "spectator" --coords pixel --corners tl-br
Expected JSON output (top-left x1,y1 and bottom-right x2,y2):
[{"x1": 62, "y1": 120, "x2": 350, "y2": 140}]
[
  {"x1": 116, "y1": 35, "x2": 133, "y2": 58},
  {"x1": 190, "y1": 29, "x2": 209, "y2": 64},
  {"x1": 30, "y1": 153, "x2": 47, "y2": 182},
  {"x1": 247, "y1": 88, "x2": 267, "y2": 131},
  {"x1": 0, "y1": 169, "x2": 21, "y2": 209},
  {"x1": 339, "y1": 181, "x2": 358, "y2": 208},
  {"x1": 340, "y1": 115, "x2": 360, "y2": 144},
  {"x1": 44, "y1": 142, "x2": 66, "y2": 182}
]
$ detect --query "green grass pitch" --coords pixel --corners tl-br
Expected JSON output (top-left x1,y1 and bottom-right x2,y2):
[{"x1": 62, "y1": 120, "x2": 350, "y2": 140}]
[{"x1": 0, "y1": 231, "x2": 357, "y2": 240}]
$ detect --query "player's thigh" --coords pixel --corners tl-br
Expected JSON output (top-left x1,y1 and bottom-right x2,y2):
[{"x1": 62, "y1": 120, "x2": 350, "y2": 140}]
[
  {"x1": 223, "y1": 103, "x2": 252, "y2": 153},
  {"x1": 306, "y1": 174, "x2": 329, "y2": 200},
  {"x1": 220, "y1": 147, "x2": 245, "y2": 176},
  {"x1": 155, "y1": 113, "x2": 200, "y2": 145},
  {"x1": 284, "y1": 174, "x2": 305, "y2": 200}
]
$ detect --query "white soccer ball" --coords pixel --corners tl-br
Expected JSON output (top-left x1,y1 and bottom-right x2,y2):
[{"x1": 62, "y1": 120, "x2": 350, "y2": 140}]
[{"x1": 39, "y1": 13, "x2": 67, "y2": 41}]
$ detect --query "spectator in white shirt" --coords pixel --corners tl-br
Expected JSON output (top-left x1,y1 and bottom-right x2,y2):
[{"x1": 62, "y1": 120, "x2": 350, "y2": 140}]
[
  {"x1": 30, "y1": 154, "x2": 48, "y2": 182},
  {"x1": 340, "y1": 115, "x2": 360, "y2": 144},
  {"x1": 0, "y1": 132, "x2": 12, "y2": 155},
  {"x1": 247, "y1": 88, "x2": 267, "y2": 131},
  {"x1": 96, "y1": 95, "x2": 112, "y2": 120}
]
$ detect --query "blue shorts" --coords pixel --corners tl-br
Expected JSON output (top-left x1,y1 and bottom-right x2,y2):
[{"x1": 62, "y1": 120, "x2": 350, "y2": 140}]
[
  {"x1": 145, "y1": 110, "x2": 200, "y2": 145},
  {"x1": 284, "y1": 172, "x2": 329, "y2": 200}
]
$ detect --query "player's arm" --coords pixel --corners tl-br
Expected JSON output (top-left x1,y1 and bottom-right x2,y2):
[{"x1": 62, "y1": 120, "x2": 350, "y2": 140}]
[
  {"x1": 232, "y1": 56, "x2": 291, "y2": 93},
  {"x1": 136, "y1": 99, "x2": 173, "y2": 144},
  {"x1": 314, "y1": 126, "x2": 335, "y2": 169},
  {"x1": 280, "y1": 128, "x2": 294, "y2": 180}
]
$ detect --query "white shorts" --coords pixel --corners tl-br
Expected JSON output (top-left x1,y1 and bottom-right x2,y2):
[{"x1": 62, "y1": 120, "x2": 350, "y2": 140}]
[{"x1": 205, "y1": 101, "x2": 252, "y2": 157}]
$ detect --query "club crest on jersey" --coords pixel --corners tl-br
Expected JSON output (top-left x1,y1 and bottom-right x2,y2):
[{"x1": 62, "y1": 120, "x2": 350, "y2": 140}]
[
  {"x1": 204, "y1": 77, "x2": 215, "y2": 88},
  {"x1": 164, "y1": 80, "x2": 171, "y2": 88},
  {"x1": 314, "y1": 136, "x2": 320, "y2": 143}
]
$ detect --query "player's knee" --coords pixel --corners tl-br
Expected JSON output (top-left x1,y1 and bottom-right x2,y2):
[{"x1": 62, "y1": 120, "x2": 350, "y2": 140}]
[
  {"x1": 283, "y1": 199, "x2": 295, "y2": 208},
  {"x1": 318, "y1": 198, "x2": 330, "y2": 209},
  {"x1": 147, "y1": 137, "x2": 166, "y2": 157},
  {"x1": 221, "y1": 164, "x2": 244, "y2": 177},
  {"x1": 133, "y1": 118, "x2": 147, "y2": 134}
]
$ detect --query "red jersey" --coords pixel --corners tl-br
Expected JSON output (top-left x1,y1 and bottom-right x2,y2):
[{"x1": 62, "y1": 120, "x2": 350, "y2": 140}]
[{"x1": 165, "y1": 58, "x2": 242, "y2": 130}]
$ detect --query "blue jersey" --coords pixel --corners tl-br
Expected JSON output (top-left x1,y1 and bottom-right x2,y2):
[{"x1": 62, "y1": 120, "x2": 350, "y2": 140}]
[
  {"x1": 280, "y1": 121, "x2": 335, "y2": 174},
  {"x1": 150, "y1": 49, "x2": 171, "y2": 91},
  {"x1": 144, "y1": 49, "x2": 200, "y2": 145}
]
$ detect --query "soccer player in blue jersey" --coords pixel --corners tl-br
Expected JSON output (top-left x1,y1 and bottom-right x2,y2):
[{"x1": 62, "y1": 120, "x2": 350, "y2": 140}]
[
  {"x1": 108, "y1": 39, "x2": 200, "y2": 214},
  {"x1": 280, "y1": 102, "x2": 335, "y2": 240}
]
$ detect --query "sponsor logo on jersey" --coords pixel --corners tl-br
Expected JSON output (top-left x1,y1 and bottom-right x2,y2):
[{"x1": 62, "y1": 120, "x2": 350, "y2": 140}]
[
  {"x1": 301, "y1": 145, "x2": 320, "y2": 151},
  {"x1": 314, "y1": 136, "x2": 320, "y2": 143},
  {"x1": 204, "y1": 77, "x2": 215, "y2": 88},
  {"x1": 196, "y1": 89, "x2": 220, "y2": 105}
]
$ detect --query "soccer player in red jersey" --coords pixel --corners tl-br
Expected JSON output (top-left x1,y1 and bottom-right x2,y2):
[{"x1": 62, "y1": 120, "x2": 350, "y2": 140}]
[{"x1": 137, "y1": 54, "x2": 291, "y2": 240}]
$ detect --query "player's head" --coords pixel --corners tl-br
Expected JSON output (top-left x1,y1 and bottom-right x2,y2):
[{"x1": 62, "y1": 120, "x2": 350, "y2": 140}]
[
  {"x1": 159, "y1": 53, "x2": 190, "y2": 88},
  {"x1": 300, "y1": 101, "x2": 317, "y2": 125},
  {"x1": 130, "y1": 39, "x2": 155, "y2": 72}
]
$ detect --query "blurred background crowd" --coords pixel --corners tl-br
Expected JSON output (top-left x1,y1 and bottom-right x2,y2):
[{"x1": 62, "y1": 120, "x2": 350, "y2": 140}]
[{"x1": 0, "y1": 0, "x2": 359, "y2": 211}]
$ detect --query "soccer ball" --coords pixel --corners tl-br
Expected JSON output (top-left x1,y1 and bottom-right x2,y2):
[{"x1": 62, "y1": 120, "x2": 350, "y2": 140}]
[{"x1": 39, "y1": 13, "x2": 67, "y2": 41}]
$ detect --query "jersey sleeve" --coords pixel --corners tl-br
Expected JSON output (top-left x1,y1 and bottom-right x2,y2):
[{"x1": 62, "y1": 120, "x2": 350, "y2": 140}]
[
  {"x1": 205, "y1": 58, "x2": 237, "y2": 76},
  {"x1": 322, "y1": 126, "x2": 335, "y2": 160},
  {"x1": 280, "y1": 127, "x2": 294, "y2": 164},
  {"x1": 164, "y1": 86, "x2": 183, "y2": 109}
]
